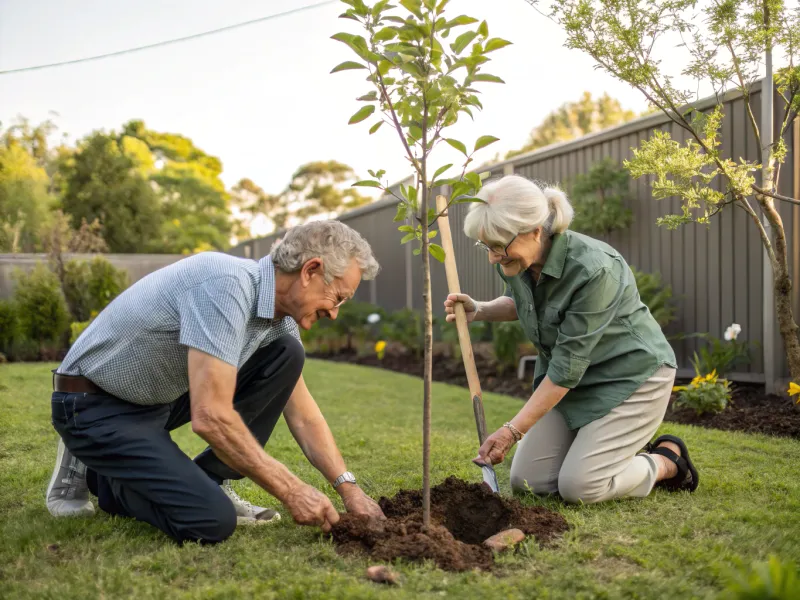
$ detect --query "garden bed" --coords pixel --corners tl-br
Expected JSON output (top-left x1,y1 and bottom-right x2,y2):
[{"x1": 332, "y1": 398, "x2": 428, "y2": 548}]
[
  {"x1": 309, "y1": 347, "x2": 800, "y2": 439},
  {"x1": 331, "y1": 476, "x2": 569, "y2": 572}
]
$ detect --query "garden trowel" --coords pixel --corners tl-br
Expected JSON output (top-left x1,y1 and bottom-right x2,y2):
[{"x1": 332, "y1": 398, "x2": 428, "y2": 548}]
[{"x1": 435, "y1": 195, "x2": 500, "y2": 494}]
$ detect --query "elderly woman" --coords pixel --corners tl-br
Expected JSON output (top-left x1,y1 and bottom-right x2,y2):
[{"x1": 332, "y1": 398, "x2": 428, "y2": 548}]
[{"x1": 444, "y1": 175, "x2": 698, "y2": 504}]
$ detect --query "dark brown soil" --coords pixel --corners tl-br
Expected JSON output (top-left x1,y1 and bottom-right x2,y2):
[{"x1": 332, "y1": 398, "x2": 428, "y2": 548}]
[
  {"x1": 310, "y1": 348, "x2": 800, "y2": 439},
  {"x1": 665, "y1": 383, "x2": 800, "y2": 439},
  {"x1": 330, "y1": 476, "x2": 569, "y2": 572}
]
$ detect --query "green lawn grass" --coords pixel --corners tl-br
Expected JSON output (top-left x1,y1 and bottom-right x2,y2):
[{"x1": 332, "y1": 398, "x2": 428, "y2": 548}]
[{"x1": 1, "y1": 360, "x2": 799, "y2": 599}]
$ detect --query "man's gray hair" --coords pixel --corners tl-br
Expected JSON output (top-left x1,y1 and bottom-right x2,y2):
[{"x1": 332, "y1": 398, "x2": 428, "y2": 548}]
[{"x1": 270, "y1": 220, "x2": 380, "y2": 283}]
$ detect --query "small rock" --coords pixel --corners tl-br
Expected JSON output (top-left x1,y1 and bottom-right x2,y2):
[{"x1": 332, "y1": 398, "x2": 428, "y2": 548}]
[
  {"x1": 366, "y1": 565, "x2": 399, "y2": 585},
  {"x1": 483, "y1": 528, "x2": 525, "y2": 552}
]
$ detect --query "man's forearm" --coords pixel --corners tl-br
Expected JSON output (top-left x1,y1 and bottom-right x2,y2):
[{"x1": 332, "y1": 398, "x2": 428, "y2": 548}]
[
  {"x1": 286, "y1": 414, "x2": 348, "y2": 486},
  {"x1": 477, "y1": 296, "x2": 518, "y2": 322},
  {"x1": 194, "y1": 410, "x2": 301, "y2": 501}
]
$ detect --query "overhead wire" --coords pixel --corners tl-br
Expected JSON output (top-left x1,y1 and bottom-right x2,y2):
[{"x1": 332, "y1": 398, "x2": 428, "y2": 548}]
[{"x1": 0, "y1": 0, "x2": 337, "y2": 76}]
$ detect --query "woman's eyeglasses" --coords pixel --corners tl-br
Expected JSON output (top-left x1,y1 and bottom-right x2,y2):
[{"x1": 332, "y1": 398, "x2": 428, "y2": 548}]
[{"x1": 475, "y1": 234, "x2": 518, "y2": 257}]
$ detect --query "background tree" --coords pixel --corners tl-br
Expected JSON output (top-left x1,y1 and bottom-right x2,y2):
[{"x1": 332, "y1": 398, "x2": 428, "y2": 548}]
[
  {"x1": 0, "y1": 140, "x2": 53, "y2": 252},
  {"x1": 332, "y1": 0, "x2": 508, "y2": 524},
  {"x1": 534, "y1": 0, "x2": 800, "y2": 385},
  {"x1": 506, "y1": 91, "x2": 637, "y2": 158},
  {"x1": 122, "y1": 120, "x2": 233, "y2": 253},
  {"x1": 284, "y1": 160, "x2": 372, "y2": 222},
  {"x1": 58, "y1": 132, "x2": 161, "y2": 253},
  {"x1": 568, "y1": 157, "x2": 634, "y2": 236}
]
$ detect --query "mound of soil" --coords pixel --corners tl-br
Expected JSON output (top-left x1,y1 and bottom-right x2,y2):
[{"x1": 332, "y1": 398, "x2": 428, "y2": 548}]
[{"x1": 331, "y1": 476, "x2": 569, "y2": 572}]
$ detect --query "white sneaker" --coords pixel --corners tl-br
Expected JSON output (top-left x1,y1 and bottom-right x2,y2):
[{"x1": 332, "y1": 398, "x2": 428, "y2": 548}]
[
  {"x1": 221, "y1": 480, "x2": 280, "y2": 525},
  {"x1": 46, "y1": 438, "x2": 95, "y2": 517}
]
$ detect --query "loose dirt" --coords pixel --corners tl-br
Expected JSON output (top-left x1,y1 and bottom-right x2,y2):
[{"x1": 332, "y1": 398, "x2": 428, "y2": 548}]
[{"x1": 331, "y1": 477, "x2": 569, "y2": 572}]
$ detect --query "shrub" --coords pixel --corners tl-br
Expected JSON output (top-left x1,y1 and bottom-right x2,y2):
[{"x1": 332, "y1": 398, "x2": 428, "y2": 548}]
[
  {"x1": 331, "y1": 302, "x2": 384, "y2": 351},
  {"x1": 12, "y1": 263, "x2": 70, "y2": 354},
  {"x1": 381, "y1": 309, "x2": 423, "y2": 358},
  {"x1": 492, "y1": 321, "x2": 527, "y2": 374},
  {"x1": 569, "y1": 158, "x2": 634, "y2": 236},
  {"x1": 721, "y1": 555, "x2": 800, "y2": 600},
  {"x1": 630, "y1": 266, "x2": 676, "y2": 328},
  {"x1": 0, "y1": 299, "x2": 19, "y2": 355},
  {"x1": 62, "y1": 257, "x2": 128, "y2": 321},
  {"x1": 70, "y1": 319, "x2": 93, "y2": 345},
  {"x1": 689, "y1": 324, "x2": 751, "y2": 377},
  {"x1": 673, "y1": 370, "x2": 732, "y2": 415}
]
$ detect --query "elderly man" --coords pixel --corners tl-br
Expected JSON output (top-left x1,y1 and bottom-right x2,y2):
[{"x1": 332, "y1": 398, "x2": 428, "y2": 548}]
[{"x1": 46, "y1": 220, "x2": 385, "y2": 544}]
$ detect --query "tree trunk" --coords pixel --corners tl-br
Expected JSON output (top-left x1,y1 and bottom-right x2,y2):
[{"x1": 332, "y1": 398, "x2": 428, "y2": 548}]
[
  {"x1": 420, "y1": 179, "x2": 433, "y2": 527},
  {"x1": 760, "y1": 193, "x2": 800, "y2": 381}
]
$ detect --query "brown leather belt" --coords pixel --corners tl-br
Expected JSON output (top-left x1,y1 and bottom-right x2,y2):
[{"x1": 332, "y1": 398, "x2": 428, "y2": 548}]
[{"x1": 52, "y1": 372, "x2": 105, "y2": 394}]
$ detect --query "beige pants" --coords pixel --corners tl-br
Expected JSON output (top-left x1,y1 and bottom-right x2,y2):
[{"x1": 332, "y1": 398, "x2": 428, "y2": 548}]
[{"x1": 510, "y1": 365, "x2": 677, "y2": 504}]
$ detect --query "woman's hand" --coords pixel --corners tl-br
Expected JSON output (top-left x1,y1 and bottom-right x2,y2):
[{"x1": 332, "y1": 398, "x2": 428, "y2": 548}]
[
  {"x1": 473, "y1": 426, "x2": 518, "y2": 466},
  {"x1": 444, "y1": 293, "x2": 479, "y2": 323}
]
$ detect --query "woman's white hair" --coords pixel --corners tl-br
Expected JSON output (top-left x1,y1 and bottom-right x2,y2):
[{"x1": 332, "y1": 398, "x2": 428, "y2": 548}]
[
  {"x1": 271, "y1": 220, "x2": 380, "y2": 284},
  {"x1": 463, "y1": 175, "x2": 574, "y2": 244}
]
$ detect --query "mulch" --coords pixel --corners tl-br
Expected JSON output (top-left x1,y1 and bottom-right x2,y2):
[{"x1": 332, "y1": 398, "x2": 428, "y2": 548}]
[{"x1": 309, "y1": 347, "x2": 800, "y2": 439}]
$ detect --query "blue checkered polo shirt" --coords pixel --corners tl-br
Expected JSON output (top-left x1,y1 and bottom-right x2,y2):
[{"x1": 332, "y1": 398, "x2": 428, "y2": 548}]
[{"x1": 58, "y1": 252, "x2": 300, "y2": 405}]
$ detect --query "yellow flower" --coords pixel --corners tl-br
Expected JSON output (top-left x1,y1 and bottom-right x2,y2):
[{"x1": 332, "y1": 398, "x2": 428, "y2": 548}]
[
  {"x1": 704, "y1": 370, "x2": 718, "y2": 384},
  {"x1": 672, "y1": 385, "x2": 687, "y2": 392},
  {"x1": 375, "y1": 340, "x2": 387, "y2": 360},
  {"x1": 789, "y1": 382, "x2": 800, "y2": 403},
  {"x1": 691, "y1": 375, "x2": 703, "y2": 387}
]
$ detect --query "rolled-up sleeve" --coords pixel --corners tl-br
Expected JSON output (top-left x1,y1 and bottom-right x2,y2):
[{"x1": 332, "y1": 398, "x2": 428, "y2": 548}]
[
  {"x1": 547, "y1": 264, "x2": 626, "y2": 388},
  {"x1": 177, "y1": 275, "x2": 252, "y2": 366}
]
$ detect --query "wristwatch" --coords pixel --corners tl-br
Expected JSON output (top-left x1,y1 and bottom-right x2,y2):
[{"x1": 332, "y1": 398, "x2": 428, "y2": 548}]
[{"x1": 332, "y1": 471, "x2": 357, "y2": 489}]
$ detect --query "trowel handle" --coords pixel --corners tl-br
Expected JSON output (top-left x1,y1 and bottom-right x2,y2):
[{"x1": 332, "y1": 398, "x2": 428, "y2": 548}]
[{"x1": 435, "y1": 195, "x2": 488, "y2": 447}]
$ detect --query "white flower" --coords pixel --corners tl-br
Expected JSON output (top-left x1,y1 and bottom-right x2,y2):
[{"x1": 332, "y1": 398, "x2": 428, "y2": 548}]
[
  {"x1": 367, "y1": 313, "x2": 381, "y2": 324},
  {"x1": 724, "y1": 323, "x2": 742, "y2": 341}
]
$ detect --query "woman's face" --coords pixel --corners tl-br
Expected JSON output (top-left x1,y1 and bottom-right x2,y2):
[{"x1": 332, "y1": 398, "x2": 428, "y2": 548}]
[{"x1": 479, "y1": 228, "x2": 545, "y2": 277}]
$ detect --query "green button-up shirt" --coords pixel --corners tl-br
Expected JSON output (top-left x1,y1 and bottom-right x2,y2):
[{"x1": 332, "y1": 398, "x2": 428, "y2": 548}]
[{"x1": 497, "y1": 230, "x2": 676, "y2": 430}]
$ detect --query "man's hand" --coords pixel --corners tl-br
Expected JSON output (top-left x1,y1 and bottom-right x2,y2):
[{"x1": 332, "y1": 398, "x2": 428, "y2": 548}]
[
  {"x1": 283, "y1": 482, "x2": 340, "y2": 533},
  {"x1": 339, "y1": 484, "x2": 386, "y2": 520},
  {"x1": 473, "y1": 426, "x2": 517, "y2": 466}
]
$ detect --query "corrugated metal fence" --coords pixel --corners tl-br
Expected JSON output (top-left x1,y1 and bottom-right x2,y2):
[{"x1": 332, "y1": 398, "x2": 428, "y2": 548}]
[{"x1": 230, "y1": 81, "x2": 800, "y2": 386}]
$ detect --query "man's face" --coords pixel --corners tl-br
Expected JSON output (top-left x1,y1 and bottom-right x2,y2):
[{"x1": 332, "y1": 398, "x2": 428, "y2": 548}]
[{"x1": 291, "y1": 258, "x2": 362, "y2": 330}]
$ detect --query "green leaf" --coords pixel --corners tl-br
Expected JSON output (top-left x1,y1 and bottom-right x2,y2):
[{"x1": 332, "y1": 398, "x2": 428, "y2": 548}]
[
  {"x1": 444, "y1": 138, "x2": 468, "y2": 155},
  {"x1": 384, "y1": 15, "x2": 407, "y2": 24},
  {"x1": 398, "y1": 225, "x2": 415, "y2": 233},
  {"x1": 464, "y1": 172, "x2": 481, "y2": 191},
  {"x1": 394, "y1": 202, "x2": 408, "y2": 222},
  {"x1": 413, "y1": 248, "x2": 421, "y2": 256},
  {"x1": 409, "y1": 126, "x2": 423, "y2": 141},
  {"x1": 484, "y1": 38, "x2": 512, "y2": 53},
  {"x1": 349, "y1": 105, "x2": 376, "y2": 124},
  {"x1": 331, "y1": 61, "x2": 366, "y2": 74},
  {"x1": 471, "y1": 73, "x2": 505, "y2": 83},
  {"x1": 429, "y1": 243, "x2": 446, "y2": 262},
  {"x1": 428, "y1": 230, "x2": 438, "y2": 238},
  {"x1": 373, "y1": 27, "x2": 398, "y2": 42},
  {"x1": 435, "y1": 0, "x2": 450, "y2": 14},
  {"x1": 454, "y1": 196, "x2": 486, "y2": 204},
  {"x1": 376, "y1": 169, "x2": 386, "y2": 179},
  {"x1": 432, "y1": 163, "x2": 453, "y2": 181},
  {"x1": 338, "y1": 11, "x2": 360, "y2": 22},
  {"x1": 478, "y1": 20, "x2": 488, "y2": 37},
  {"x1": 451, "y1": 31, "x2": 478, "y2": 54},
  {"x1": 331, "y1": 32, "x2": 374, "y2": 62},
  {"x1": 357, "y1": 91, "x2": 378, "y2": 101},
  {"x1": 352, "y1": 179, "x2": 383, "y2": 188},
  {"x1": 401, "y1": 233, "x2": 416, "y2": 244},
  {"x1": 474, "y1": 135, "x2": 499, "y2": 152},
  {"x1": 399, "y1": 0, "x2": 423, "y2": 18},
  {"x1": 446, "y1": 15, "x2": 479, "y2": 28},
  {"x1": 369, "y1": 121, "x2": 384, "y2": 134}
]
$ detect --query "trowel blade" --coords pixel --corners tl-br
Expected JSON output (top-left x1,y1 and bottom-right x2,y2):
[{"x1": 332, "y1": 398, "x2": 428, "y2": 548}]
[{"x1": 481, "y1": 464, "x2": 500, "y2": 493}]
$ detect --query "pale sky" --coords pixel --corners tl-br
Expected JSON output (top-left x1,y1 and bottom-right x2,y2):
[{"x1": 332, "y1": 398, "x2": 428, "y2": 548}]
[{"x1": 1, "y1": 0, "x2": 703, "y2": 223}]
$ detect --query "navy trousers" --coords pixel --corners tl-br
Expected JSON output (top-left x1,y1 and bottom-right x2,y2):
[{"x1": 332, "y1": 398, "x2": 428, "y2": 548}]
[{"x1": 51, "y1": 335, "x2": 304, "y2": 544}]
